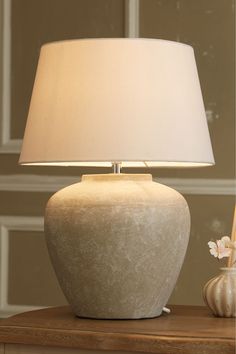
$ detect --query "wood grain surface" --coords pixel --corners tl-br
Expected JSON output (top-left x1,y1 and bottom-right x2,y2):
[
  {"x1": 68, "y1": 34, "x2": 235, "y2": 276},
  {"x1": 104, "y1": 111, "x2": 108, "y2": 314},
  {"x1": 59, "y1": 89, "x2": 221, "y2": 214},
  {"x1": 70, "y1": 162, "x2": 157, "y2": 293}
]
[
  {"x1": 5, "y1": 344, "x2": 145, "y2": 354},
  {"x1": 0, "y1": 306, "x2": 235, "y2": 354}
]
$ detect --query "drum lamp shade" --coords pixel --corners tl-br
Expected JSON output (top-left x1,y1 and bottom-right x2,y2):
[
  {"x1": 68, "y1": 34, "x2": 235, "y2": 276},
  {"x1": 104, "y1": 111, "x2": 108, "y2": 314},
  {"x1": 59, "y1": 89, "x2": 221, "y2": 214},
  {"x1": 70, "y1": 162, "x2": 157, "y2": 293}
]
[{"x1": 19, "y1": 38, "x2": 214, "y2": 167}]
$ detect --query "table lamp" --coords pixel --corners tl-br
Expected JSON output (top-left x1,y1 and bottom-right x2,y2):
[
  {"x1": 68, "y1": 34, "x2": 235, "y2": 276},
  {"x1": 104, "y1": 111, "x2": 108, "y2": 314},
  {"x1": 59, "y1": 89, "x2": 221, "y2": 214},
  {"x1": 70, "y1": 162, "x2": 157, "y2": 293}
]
[{"x1": 19, "y1": 39, "x2": 214, "y2": 319}]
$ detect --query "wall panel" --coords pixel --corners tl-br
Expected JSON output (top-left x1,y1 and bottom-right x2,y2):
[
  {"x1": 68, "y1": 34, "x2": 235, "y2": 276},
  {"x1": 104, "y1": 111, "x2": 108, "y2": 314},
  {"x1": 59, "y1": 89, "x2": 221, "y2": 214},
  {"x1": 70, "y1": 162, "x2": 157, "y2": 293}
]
[{"x1": 140, "y1": 0, "x2": 235, "y2": 179}]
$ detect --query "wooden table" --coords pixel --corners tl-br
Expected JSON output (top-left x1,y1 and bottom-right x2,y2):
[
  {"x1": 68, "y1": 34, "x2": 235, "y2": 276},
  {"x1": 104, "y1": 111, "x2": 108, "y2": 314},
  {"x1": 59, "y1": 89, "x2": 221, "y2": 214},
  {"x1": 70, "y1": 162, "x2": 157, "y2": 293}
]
[{"x1": 0, "y1": 305, "x2": 234, "y2": 354}]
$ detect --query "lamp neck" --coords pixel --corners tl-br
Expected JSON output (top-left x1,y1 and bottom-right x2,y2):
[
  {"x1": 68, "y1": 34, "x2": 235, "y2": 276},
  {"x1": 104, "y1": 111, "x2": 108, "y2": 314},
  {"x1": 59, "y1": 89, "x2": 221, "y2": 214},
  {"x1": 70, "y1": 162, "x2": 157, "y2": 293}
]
[{"x1": 112, "y1": 162, "x2": 121, "y2": 174}]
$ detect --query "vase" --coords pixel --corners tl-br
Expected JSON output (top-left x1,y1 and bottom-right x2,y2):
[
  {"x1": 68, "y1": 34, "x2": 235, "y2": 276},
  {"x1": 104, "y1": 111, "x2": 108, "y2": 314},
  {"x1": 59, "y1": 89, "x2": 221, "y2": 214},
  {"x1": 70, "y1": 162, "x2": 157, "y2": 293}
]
[
  {"x1": 203, "y1": 267, "x2": 236, "y2": 317},
  {"x1": 45, "y1": 174, "x2": 190, "y2": 319}
]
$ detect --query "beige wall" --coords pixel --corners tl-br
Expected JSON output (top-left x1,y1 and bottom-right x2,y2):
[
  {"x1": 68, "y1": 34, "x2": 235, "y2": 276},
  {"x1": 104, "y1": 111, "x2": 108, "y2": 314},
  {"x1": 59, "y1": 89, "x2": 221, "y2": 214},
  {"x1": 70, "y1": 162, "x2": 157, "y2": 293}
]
[{"x1": 0, "y1": 0, "x2": 235, "y2": 317}]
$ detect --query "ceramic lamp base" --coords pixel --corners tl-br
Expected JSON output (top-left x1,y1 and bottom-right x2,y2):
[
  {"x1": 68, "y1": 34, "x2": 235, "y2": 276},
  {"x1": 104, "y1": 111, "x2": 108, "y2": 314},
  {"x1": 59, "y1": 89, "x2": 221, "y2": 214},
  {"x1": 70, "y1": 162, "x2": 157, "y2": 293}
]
[{"x1": 45, "y1": 174, "x2": 190, "y2": 319}]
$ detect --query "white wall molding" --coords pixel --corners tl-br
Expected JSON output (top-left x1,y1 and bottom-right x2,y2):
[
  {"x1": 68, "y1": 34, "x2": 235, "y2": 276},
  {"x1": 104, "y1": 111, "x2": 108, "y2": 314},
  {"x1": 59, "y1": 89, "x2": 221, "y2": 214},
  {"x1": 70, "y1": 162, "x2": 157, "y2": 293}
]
[
  {"x1": 125, "y1": 0, "x2": 139, "y2": 38},
  {"x1": 0, "y1": 174, "x2": 234, "y2": 195},
  {"x1": 0, "y1": 216, "x2": 45, "y2": 317},
  {"x1": 156, "y1": 177, "x2": 236, "y2": 196},
  {"x1": 0, "y1": 0, "x2": 21, "y2": 153},
  {"x1": 0, "y1": 174, "x2": 81, "y2": 192}
]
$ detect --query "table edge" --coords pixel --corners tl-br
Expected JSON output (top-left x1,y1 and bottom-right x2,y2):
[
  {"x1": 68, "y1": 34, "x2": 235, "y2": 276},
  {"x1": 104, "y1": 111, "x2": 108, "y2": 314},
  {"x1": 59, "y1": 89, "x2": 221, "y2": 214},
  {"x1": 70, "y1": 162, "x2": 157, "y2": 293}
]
[{"x1": 0, "y1": 326, "x2": 234, "y2": 354}]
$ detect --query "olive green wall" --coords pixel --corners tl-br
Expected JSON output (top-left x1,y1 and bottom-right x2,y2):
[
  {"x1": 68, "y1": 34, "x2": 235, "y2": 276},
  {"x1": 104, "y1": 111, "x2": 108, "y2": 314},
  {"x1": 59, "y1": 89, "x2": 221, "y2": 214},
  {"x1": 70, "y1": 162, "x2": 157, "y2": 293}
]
[
  {"x1": 140, "y1": 0, "x2": 235, "y2": 180},
  {"x1": 0, "y1": 0, "x2": 235, "y2": 317}
]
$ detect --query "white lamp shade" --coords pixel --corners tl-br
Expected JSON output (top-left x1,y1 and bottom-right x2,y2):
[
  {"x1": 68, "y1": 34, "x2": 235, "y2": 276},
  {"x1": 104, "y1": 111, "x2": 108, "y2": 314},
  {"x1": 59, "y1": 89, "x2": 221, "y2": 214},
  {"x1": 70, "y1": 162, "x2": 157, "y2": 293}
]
[{"x1": 19, "y1": 38, "x2": 214, "y2": 167}]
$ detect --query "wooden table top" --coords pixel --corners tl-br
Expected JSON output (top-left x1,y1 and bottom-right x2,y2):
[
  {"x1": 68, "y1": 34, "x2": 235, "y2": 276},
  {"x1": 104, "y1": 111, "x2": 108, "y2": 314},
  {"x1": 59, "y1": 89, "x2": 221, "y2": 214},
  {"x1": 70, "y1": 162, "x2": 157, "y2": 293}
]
[{"x1": 0, "y1": 305, "x2": 235, "y2": 354}]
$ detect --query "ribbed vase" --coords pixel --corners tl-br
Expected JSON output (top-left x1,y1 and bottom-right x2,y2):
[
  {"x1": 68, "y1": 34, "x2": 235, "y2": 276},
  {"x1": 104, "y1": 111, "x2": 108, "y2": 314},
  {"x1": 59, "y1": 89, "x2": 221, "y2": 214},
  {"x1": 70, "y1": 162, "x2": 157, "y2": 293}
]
[{"x1": 203, "y1": 268, "x2": 236, "y2": 317}]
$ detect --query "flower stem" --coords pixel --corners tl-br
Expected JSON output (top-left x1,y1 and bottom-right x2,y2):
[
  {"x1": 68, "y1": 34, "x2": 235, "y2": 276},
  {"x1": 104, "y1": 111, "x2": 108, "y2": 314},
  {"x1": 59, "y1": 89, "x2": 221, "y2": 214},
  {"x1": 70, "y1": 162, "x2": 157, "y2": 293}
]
[{"x1": 227, "y1": 205, "x2": 236, "y2": 268}]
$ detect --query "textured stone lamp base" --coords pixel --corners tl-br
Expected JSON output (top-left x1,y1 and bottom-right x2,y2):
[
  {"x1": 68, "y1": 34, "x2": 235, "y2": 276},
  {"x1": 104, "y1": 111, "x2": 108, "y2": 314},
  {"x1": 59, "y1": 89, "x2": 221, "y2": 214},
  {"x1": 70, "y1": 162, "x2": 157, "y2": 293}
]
[{"x1": 45, "y1": 174, "x2": 190, "y2": 319}]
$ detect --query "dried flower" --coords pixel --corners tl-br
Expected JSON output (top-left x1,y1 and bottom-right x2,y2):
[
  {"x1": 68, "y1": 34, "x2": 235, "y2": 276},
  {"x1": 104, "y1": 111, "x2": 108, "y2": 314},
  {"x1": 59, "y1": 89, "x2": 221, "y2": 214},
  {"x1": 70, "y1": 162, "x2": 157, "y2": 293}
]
[{"x1": 208, "y1": 236, "x2": 233, "y2": 260}]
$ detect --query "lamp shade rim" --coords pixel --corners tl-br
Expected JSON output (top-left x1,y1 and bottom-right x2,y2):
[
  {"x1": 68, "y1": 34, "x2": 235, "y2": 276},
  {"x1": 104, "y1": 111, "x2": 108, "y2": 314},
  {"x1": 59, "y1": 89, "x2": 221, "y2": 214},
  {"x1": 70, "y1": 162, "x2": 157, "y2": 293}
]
[
  {"x1": 41, "y1": 37, "x2": 193, "y2": 50},
  {"x1": 18, "y1": 159, "x2": 215, "y2": 167}
]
